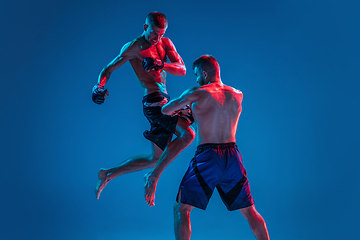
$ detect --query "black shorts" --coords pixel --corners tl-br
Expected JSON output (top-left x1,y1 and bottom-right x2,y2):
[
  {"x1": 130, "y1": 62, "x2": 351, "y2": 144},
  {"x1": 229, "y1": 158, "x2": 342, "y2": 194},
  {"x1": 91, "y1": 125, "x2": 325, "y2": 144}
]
[{"x1": 142, "y1": 92, "x2": 179, "y2": 150}]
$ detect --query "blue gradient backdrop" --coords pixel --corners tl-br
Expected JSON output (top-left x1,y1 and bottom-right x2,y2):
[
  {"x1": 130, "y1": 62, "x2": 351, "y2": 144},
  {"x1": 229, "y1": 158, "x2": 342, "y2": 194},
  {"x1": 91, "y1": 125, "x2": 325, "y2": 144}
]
[{"x1": 1, "y1": 0, "x2": 359, "y2": 239}]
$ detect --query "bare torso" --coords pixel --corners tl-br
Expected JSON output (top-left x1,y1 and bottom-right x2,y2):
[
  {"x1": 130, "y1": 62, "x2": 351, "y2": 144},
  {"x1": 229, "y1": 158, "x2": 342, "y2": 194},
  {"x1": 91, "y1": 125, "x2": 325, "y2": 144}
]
[
  {"x1": 191, "y1": 83, "x2": 243, "y2": 145},
  {"x1": 99, "y1": 34, "x2": 185, "y2": 96},
  {"x1": 124, "y1": 36, "x2": 172, "y2": 95}
]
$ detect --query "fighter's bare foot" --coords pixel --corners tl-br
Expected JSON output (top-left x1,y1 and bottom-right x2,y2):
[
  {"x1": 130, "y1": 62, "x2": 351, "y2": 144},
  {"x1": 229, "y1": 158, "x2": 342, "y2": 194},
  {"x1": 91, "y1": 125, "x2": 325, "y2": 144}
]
[
  {"x1": 95, "y1": 169, "x2": 110, "y2": 199},
  {"x1": 144, "y1": 171, "x2": 158, "y2": 207}
]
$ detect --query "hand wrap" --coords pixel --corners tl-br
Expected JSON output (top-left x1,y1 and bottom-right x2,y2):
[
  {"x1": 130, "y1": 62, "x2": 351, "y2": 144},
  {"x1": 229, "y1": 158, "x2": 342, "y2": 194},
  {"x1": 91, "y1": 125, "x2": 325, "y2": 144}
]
[{"x1": 173, "y1": 105, "x2": 195, "y2": 125}]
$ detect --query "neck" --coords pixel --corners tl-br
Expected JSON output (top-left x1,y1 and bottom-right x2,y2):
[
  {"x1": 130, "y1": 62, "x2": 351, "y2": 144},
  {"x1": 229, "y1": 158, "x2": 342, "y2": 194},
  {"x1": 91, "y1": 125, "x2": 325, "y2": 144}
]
[
  {"x1": 208, "y1": 76, "x2": 222, "y2": 85},
  {"x1": 141, "y1": 33, "x2": 149, "y2": 43}
]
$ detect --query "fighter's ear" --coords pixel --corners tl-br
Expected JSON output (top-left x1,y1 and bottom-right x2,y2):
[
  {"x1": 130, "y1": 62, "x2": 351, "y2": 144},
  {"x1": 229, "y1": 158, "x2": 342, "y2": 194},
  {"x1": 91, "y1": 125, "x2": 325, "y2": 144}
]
[
  {"x1": 144, "y1": 24, "x2": 148, "y2": 31},
  {"x1": 202, "y1": 71, "x2": 208, "y2": 79}
]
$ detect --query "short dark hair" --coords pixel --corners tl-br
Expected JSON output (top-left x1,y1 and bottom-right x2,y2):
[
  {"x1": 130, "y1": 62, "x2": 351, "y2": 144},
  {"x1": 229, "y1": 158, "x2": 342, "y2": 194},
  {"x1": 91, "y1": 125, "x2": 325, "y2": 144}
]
[
  {"x1": 192, "y1": 55, "x2": 220, "y2": 77},
  {"x1": 146, "y1": 12, "x2": 168, "y2": 28}
]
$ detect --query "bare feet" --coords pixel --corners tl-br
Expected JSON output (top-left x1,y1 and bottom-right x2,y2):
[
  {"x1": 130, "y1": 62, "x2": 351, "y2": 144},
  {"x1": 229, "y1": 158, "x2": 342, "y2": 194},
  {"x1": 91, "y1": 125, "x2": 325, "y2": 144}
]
[
  {"x1": 144, "y1": 171, "x2": 158, "y2": 207},
  {"x1": 95, "y1": 169, "x2": 110, "y2": 199}
]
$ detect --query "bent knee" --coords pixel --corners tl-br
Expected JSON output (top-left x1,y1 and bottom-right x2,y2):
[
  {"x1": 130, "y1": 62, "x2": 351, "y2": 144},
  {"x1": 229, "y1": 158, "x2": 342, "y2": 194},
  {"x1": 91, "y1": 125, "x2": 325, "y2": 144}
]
[
  {"x1": 176, "y1": 119, "x2": 195, "y2": 137},
  {"x1": 174, "y1": 193, "x2": 193, "y2": 215},
  {"x1": 177, "y1": 204, "x2": 193, "y2": 215},
  {"x1": 181, "y1": 127, "x2": 195, "y2": 142},
  {"x1": 147, "y1": 154, "x2": 160, "y2": 167},
  {"x1": 240, "y1": 205, "x2": 262, "y2": 221}
]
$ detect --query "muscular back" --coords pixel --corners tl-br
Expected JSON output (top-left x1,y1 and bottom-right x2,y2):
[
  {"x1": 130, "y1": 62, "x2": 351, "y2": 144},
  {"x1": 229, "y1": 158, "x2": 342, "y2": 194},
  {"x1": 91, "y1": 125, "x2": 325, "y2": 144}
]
[{"x1": 192, "y1": 83, "x2": 243, "y2": 145}]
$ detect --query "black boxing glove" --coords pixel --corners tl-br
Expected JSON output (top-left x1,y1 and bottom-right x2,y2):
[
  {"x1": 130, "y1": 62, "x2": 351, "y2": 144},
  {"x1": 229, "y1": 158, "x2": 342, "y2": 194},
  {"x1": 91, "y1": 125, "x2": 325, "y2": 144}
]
[
  {"x1": 142, "y1": 57, "x2": 164, "y2": 72},
  {"x1": 92, "y1": 84, "x2": 109, "y2": 105},
  {"x1": 173, "y1": 105, "x2": 195, "y2": 125}
]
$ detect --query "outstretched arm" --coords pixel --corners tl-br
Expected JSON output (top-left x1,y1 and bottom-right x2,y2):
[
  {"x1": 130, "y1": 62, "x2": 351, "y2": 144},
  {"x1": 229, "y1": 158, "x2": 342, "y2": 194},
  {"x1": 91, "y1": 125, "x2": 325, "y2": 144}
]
[
  {"x1": 97, "y1": 41, "x2": 134, "y2": 88},
  {"x1": 162, "y1": 38, "x2": 186, "y2": 76}
]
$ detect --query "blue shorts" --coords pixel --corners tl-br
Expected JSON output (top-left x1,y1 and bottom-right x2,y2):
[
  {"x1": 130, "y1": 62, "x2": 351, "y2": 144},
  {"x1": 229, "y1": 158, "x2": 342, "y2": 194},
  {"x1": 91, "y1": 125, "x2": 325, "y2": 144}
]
[{"x1": 177, "y1": 143, "x2": 254, "y2": 211}]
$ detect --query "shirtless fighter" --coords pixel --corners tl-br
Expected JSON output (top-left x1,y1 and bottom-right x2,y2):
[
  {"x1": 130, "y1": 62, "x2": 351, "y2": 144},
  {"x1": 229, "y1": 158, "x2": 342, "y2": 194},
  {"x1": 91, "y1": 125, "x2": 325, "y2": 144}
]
[
  {"x1": 145, "y1": 55, "x2": 270, "y2": 240},
  {"x1": 93, "y1": 12, "x2": 195, "y2": 199}
]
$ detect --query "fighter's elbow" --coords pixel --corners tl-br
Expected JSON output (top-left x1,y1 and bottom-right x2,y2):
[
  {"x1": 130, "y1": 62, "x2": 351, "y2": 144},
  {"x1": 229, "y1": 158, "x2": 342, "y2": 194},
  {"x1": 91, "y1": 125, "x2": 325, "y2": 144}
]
[
  {"x1": 180, "y1": 67, "x2": 186, "y2": 76},
  {"x1": 175, "y1": 64, "x2": 186, "y2": 76}
]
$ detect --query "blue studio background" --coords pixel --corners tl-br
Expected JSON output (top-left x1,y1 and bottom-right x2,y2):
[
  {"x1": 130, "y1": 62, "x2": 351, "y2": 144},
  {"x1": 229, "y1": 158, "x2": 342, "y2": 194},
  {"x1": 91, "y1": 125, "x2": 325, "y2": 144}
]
[{"x1": 1, "y1": 0, "x2": 359, "y2": 239}]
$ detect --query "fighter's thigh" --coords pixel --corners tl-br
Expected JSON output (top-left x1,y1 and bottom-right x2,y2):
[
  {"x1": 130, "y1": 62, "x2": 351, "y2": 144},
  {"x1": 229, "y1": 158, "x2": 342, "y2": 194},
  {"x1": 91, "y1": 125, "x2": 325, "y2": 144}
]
[
  {"x1": 151, "y1": 142, "x2": 164, "y2": 160},
  {"x1": 174, "y1": 117, "x2": 195, "y2": 138}
]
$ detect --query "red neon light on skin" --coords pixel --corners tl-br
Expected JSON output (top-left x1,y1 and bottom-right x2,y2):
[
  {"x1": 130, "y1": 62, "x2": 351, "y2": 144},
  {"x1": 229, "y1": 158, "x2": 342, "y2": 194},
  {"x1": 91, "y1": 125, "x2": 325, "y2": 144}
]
[{"x1": 99, "y1": 76, "x2": 106, "y2": 88}]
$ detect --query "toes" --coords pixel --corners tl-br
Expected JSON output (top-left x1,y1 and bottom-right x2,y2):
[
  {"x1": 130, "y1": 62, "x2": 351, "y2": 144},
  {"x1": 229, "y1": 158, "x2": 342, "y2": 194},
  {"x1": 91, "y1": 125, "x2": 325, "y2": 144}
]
[{"x1": 145, "y1": 192, "x2": 155, "y2": 207}]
